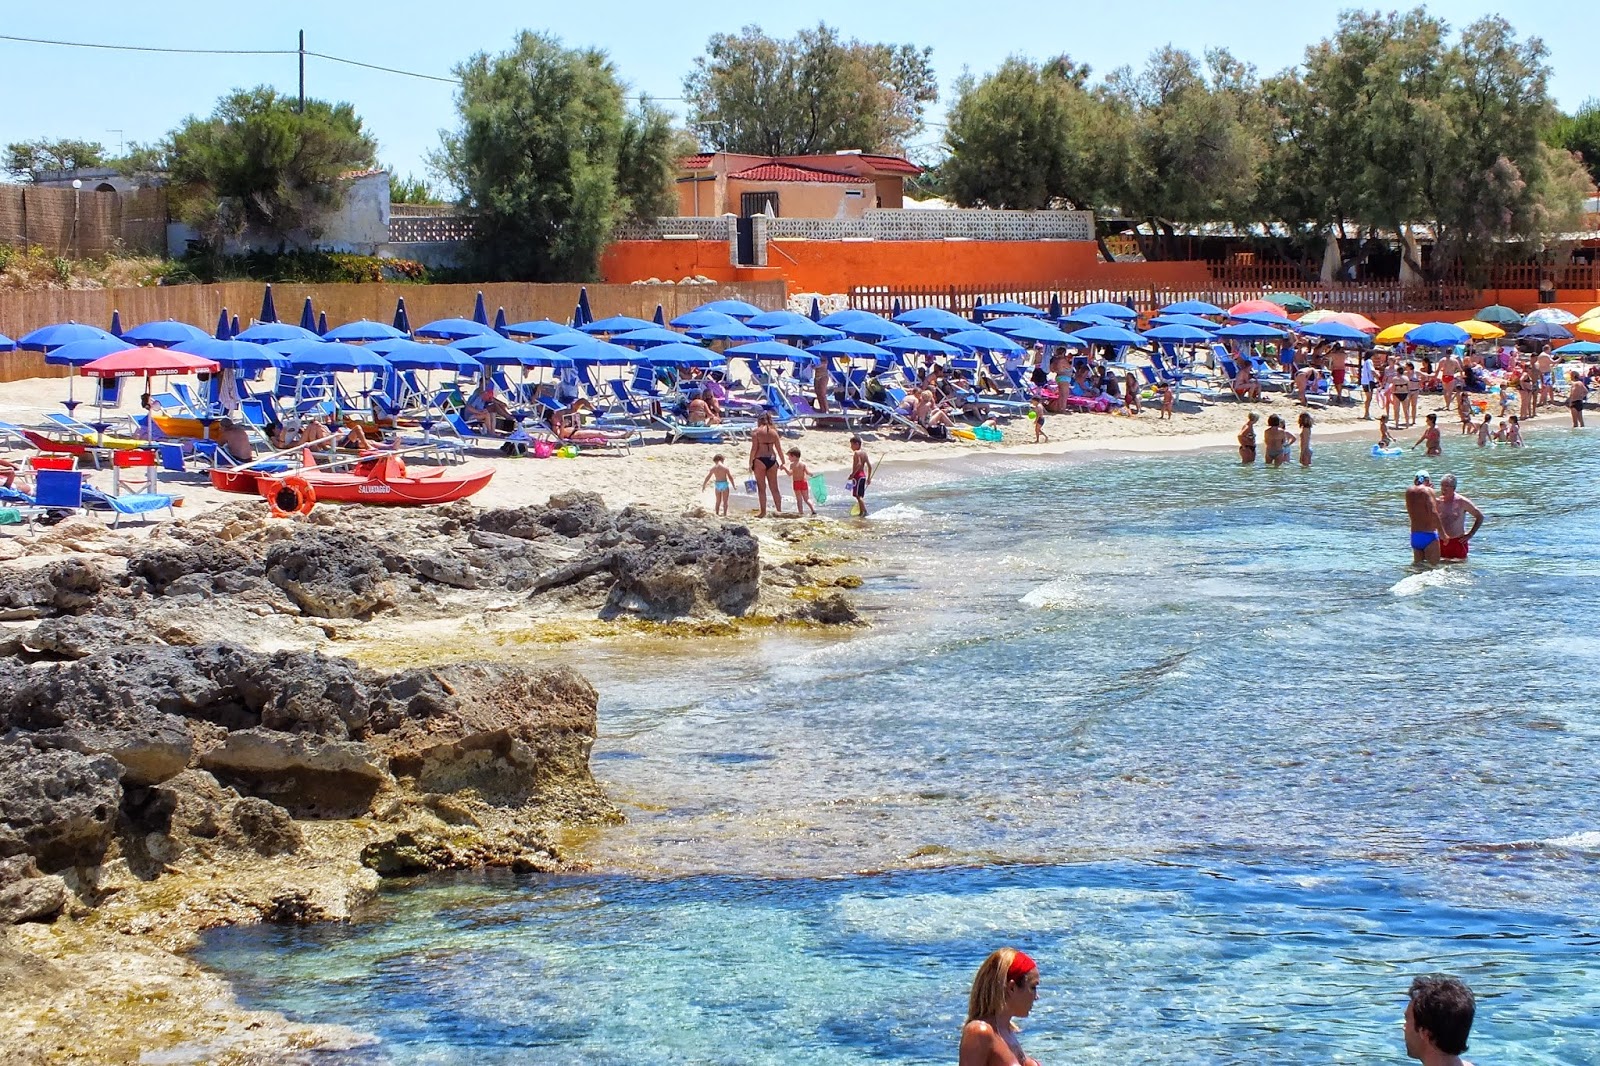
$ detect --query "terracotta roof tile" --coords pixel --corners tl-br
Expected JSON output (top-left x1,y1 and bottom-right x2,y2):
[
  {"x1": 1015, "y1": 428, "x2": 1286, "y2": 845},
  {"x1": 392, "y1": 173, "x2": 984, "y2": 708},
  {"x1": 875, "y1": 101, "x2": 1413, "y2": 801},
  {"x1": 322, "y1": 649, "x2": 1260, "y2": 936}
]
[
  {"x1": 857, "y1": 154, "x2": 922, "y2": 175},
  {"x1": 682, "y1": 154, "x2": 713, "y2": 170},
  {"x1": 727, "y1": 163, "x2": 868, "y2": 184}
]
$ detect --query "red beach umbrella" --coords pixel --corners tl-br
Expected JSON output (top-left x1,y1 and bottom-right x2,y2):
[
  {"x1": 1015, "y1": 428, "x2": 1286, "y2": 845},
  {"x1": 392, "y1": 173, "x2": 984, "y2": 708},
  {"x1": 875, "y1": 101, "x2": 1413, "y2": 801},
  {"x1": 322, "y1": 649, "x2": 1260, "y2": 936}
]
[
  {"x1": 80, "y1": 347, "x2": 221, "y2": 377},
  {"x1": 1321, "y1": 311, "x2": 1379, "y2": 333},
  {"x1": 1228, "y1": 299, "x2": 1291, "y2": 318}
]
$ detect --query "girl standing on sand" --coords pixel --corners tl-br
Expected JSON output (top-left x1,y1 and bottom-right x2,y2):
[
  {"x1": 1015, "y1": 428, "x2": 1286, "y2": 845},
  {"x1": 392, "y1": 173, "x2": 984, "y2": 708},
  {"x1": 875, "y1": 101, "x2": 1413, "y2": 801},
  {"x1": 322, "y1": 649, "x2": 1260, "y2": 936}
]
[{"x1": 959, "y1": 949, "x2": 1042, "y2": 1066}]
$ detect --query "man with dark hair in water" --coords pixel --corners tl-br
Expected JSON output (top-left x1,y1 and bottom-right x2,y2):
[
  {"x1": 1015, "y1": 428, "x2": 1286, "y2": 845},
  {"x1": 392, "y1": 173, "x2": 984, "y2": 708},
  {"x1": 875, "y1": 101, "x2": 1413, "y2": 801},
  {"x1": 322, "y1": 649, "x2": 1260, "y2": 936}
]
[
  {"x1": 1404, "y1": 975, "x2": 1476, "y2": 1065},
  {"x1": 1406, "y1": 472, "x2": 1444, "y2": 565}
]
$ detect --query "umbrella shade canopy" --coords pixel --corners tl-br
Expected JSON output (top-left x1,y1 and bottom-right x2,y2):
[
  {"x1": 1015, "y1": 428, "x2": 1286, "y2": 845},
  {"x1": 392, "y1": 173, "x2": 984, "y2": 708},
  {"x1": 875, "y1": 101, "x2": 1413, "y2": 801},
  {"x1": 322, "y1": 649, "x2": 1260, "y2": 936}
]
[
  {"x1": 1232, "y1": 311, "x2": 1296, "y2": 327},
  {"x1": 836, "y1": 317, "x2": 910, "y2": 341},
  {"x1": 1058, "y1": 312, "x2": 1120, "y2": 331},
  {"x1": 0, "y1": 332, "x2": 15, "y2": 352},
  {"x1": 120, "y1": 320, "x2": 210, "y2": 348},
  {"x1": 1005, "y1": 319, "x2": 1081, "y2": 345},
  {"x1": 1525, "y1": 307, "x2": 1578, "y2": 326},
  {"x1": 1217, "y1": 323, "x2": 1288, "y2": 340},
  {"x1": 259, "y1": 285, "x2": 277, "y2": 324},
  {"x1": 726, "y1": 340, "x2": 816, "y2": 363},
  {"x1": 1518, "y1": 321, "x2": 1573, "y2": 341},
  {"x1": 879, "y1": 335, "x2": 961, "y2": 356},
  {"x1": 1297, "y1": 321, "x2": 1371, "y2": 343},
  {"x1": 613, "y1": 326, "x2": 695, "y2": 348},
  {"x1": 807, "y1": 338, "x2": 892, "y2": 359},
  {"x1": 979, "y1": 315, "x2": 1051, "y2": 334},
  {"x1": 974, "y1": 300, "x2": 1044, "y2": 316},
  {"x1": 1158, "y1": 299, "x2": 1225, "y2": 316},
  {"x1": 471, "y1": 292, "x2": 489, "y2": 326},
  {"x1": 742, "y1": 309, "x2": 805, "y2": 330},
  {"x1": 693, "y1": 299, "x2": 764, "y2": 319},
  {"x1": 1405, "y1": 322, "x2": 1471, "y2": 347},
  {"x1": 272, "y1": 339, "x2": 390, "y2": 373},
  {"x1": 942, "y1": 330, "x2": 1026, "y2": 354},
  {"x1": 565, "y1": 340, "x2": 641, "y2": 366},
  {"x1": 447, "y1": 333, "x2": 520, "y2": 357},
  {"x1": 1071, "y1": 325, "x2": 1146, "y2": 346},
  {"x1": 506, "y1": 318, "x2": 581, "y2": 338},
  {"x1": 1375, "y1": 322, "x2": 1421, "y2": 345},
  {"x1": 1072, "y1": 301, "x2": 1139, "y2": 321},
  {"x1": 766, "y1": 318, "x2": 843, "y2": 342},
  {"x1": 525, "y1": 331, "x2": 593, "y2": 350},
  {"x1": 893, "y1": 307, "x2": 971, "y2": 331},
  {"x1": 298, "y1": 298, "x2": 317, "y2": 333},
  {"x1": 235, "y1": 322, "x2": 318, "y2": 345},
  {"x1": 504, "y1": 347, "x2": 575, "y2": 368},
  {"x1": 81, "y1": 347, "x2": 220, "y2": 378},
  {"x1": 393, "y1": 299, "x2": 412, "y2": 334},
  {"x1": 1297, "y1": 309, "x2": 1334, "y2": 324},
  {"x1": 18, "y1": 322, "x2": 119, "y2": 352},
  {"x1": 1475, "y1": 304, "x2": 1524, "y2": 326},
  {"x1": 1228, "y1": 300, "x2": 1290, "y2": 318},
  {"x1": 1143, "y1": 324, "x2": 1215, "y2": 343},
  {"x1": 1262, "y1": 292, "x2": 1315, "y2": 313},
  {"x1": 1317, "y1": 312, "x2": 1378, "y2": 332},
  {"x1": 172, "y1": 337, "x2": 288, "y2": 372},
  {"x1": 415, "y1": 318, "x2": 497, "y2": 340},
  {"x1": 1150, "y1": 313, "x2": 1222, "y2": 332},
  {"x1": 671, "y1": 309, "x2": 743, "y2": 330},
  {"x1": 1579, "y1": 306, "x2": 1600, "y2": 323},
  {"x1": 44, "y1": 337, "x2": 131, "y2": 366},
  {"x1": 645, "y1": 343, "x2": 725, "y2": 367},
  {"x1": 324, "y1": 320, "x2": 408, "y2": 343},
  {"x1": 1575, "y1": 319, "x2": 1600, "y2": 338},
  {"x1": 366, "y1": 339, "x2": 480, "y2": 372},
  {"x1": 816, "y1": 308, "x2": 881, "y2": 327},
  {"x1": 687, "y1": 321, "x2": 769, "y2": 343},
  {"x1": 1453, "y1": 320, "x2": 1505, "y2": 340},
  {"x1": 580, "y1": 315, "x2": 655, "y2": 335},
  {"x1": 1557, "y1": 340, "x2": 1600, "y2": 355}
]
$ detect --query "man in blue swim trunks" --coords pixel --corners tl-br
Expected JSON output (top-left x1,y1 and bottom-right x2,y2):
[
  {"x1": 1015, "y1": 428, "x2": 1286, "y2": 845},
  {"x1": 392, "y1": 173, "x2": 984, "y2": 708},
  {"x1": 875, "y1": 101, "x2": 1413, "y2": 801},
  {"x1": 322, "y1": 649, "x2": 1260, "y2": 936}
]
[{"x1": 1405, "y1": 471, "x2": 1444, "y2": 565}]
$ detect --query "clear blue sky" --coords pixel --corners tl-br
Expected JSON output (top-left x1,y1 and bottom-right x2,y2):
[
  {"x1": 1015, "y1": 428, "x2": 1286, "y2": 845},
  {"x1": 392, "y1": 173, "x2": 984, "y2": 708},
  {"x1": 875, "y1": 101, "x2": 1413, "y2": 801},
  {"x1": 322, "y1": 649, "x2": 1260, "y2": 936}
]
[{"x1": 4, "y1": 0, "x2": 1596, "y2": 183}]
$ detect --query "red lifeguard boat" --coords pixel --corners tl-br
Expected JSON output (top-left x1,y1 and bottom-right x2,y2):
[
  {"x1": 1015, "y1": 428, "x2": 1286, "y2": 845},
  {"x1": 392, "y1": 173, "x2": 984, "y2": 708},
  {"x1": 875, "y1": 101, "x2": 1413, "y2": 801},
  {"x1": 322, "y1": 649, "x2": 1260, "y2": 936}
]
[{"x1": 210, "y1": 453, "x2": 493, "y2": 507}]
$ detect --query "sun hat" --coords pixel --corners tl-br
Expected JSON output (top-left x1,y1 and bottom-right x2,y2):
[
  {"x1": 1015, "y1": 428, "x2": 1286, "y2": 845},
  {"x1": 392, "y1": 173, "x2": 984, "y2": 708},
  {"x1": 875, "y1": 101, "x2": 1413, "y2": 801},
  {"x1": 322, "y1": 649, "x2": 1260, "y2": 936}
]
[{"x1": 1414, "y1": 471, "x2": 1431, "y2": 484}]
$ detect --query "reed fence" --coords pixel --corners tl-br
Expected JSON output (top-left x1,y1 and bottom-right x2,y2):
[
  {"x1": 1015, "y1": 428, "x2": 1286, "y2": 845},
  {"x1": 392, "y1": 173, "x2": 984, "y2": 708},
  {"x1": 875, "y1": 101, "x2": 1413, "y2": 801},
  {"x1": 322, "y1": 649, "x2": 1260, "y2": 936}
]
[{"x1": 850, "y1": 280, "x2": 1479, "y2": 317}]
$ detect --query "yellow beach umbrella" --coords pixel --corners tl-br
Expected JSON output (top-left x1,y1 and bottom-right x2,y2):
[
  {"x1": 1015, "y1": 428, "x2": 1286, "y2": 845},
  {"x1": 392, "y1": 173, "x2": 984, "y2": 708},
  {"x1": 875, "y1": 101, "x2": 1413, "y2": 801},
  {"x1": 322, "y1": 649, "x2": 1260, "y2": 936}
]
[
  {"x1": 1376, "y1": 322, "x2": 1420, "y2": 345},
  {"x1": 1578, "y1": 306, "x2": 1600, "y2": 322},
  {"x1": 1454, "y1": 319, "x2": 1505, "y2": 339},
  {"x1": 1576, "y1": 318, "x2": 1600, "y2": 338}
]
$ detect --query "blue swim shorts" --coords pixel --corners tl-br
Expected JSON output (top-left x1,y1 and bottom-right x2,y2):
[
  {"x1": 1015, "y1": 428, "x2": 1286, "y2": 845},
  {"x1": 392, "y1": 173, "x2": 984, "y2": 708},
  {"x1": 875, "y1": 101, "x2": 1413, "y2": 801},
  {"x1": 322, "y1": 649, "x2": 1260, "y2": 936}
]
[{"x1": 1410, "y1": 531, "x2": 1438, "y2": 551}]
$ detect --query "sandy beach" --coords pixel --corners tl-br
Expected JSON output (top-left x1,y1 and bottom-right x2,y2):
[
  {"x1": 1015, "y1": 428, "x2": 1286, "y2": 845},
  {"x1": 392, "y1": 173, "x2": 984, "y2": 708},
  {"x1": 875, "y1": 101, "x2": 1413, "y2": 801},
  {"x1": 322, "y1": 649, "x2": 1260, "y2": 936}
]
[{"x1": 0, "y1": 371, "x2": 1434, "y2": 524}]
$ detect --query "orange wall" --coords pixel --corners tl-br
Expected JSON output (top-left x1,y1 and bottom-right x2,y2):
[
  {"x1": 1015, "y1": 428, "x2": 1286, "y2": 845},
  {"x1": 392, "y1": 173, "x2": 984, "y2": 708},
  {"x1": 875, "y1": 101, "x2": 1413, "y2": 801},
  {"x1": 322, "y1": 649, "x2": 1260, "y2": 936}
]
[{"x1": 601, "y1": 238, "x2": 1202, "y2": 293}]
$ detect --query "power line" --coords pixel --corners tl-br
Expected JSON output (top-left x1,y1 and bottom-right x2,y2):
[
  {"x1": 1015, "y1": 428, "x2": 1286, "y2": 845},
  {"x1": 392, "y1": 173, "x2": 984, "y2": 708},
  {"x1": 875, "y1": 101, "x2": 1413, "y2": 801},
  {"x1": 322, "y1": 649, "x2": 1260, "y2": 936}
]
[{"x1": 0, "y1": 31, "x2": 680, "y2": 100}]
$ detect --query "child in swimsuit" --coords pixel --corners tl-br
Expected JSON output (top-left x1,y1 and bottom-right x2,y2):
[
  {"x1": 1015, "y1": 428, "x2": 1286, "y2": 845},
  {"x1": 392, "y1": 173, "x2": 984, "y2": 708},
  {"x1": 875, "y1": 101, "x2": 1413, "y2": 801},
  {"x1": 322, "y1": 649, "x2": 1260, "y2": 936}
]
[
  {"x1": 787, "y1": 447, "x2": 816, "y2": 516},
  {"x1": 1506, "y1": 415, "x2": 1523, "y2": 445},
  {"x1": 1476, "y1": 412, "x2": 1492, "y2": 447},
  {"x1": 702, "y1": 453, "x2": 733, "y2": 517},
  {"x1": 1377, "y1": 414, "x2": 1394, "y2": 448}
]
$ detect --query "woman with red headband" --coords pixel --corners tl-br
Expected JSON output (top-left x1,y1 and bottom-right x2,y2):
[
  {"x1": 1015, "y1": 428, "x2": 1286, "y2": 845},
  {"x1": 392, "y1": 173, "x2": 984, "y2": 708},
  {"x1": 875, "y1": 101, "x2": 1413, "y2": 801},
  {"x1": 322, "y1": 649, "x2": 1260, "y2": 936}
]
[{"x1": 959, "y1": 947, "x2": 1042, "y2": 1066}]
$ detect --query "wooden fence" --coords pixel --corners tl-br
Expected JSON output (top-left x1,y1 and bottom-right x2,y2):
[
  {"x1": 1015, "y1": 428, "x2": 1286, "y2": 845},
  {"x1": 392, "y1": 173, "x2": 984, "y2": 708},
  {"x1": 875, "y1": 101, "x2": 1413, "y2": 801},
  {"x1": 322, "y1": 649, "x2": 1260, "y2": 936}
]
[
  {"x1": 850, "y1": 280, "x2": 1479, "y2": 317},
  {"x1": 0, "y1": 186, "x2": 167, "y2": 257},
  {"x1": 0, "y1": 279, "x2": 786, "y2": 383}
]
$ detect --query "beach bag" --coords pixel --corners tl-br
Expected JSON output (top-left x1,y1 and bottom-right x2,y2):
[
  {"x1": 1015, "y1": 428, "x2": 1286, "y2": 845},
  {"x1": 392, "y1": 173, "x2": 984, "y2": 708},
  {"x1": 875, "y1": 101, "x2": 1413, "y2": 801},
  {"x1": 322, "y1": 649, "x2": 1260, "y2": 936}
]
[
  {"x1": 973, "y1": 425, "x2": 1003, "y2": 442},
  {"x1": 808, "y1": 475, "x2": 828, "y2": 504},
  {"x1": 531, "y1": 438, "x2": 554, "y2": 459}
]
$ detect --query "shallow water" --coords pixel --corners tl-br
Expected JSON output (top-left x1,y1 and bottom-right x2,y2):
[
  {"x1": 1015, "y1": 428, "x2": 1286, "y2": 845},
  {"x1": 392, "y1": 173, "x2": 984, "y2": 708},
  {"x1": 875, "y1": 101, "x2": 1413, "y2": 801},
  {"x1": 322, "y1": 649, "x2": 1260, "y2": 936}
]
[{"x1": 199, "y1": 423, "x2": 1600, "y2": 1062}]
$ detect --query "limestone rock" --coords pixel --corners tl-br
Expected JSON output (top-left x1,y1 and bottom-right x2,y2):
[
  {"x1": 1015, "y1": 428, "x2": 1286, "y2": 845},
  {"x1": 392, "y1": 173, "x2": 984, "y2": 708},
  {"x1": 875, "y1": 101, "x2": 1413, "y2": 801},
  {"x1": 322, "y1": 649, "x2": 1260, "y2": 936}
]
[
  {"x1": 0, "y1": 744, "x2": 122, "y2": 872},
  {"x1": 0, "y1": 558, "x2": 105, "y2": 618},
  {"x1": 14, "y1": 614, "x2": 165, "y2": 661},
  {"x1": 262, "y1": 529, "x2": 407, "y2": 619},
  {"x1": 199, "y1": 727, "x2": 390, "y2": 817},
  {"x1": 0, "y1": 855, "x2": 71, "y2": 924},
  {"x1": 229, "y1": 798, "x2": 303, "y2": 856}
]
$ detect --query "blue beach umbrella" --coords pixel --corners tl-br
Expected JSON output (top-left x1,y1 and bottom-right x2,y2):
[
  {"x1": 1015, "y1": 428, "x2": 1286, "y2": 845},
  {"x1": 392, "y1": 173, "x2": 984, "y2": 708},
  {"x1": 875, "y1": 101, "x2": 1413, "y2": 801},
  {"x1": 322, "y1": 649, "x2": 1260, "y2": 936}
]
[
  {"x1": 581, "y1": 315, "x2": 655, "y2": 336},
  {"x1": 1405, "y1": 322, "x2": 1470, "y2": 347},
  {"x1": 613, "y1": 326, "x2": 696, "y2": 348},
  {"x1": 0, "y1": 332, "x2": 14, "y2": 352},
  {"x1": 393, "y1": 298, "x2": 412, "y2": 334},
  {"x1": 1557, "y1": 340, "x2": 1600, "y2": 356},
  {"x1": 645, "y1": 343, "x2": 726, "y2": 367},
  {"x1": 688, "y1": 321, "x2": 769, "y2": 344},
  {"x1": 494, "y1": 307, "x2": 509, "y2": 336},
  {"x1": 1232, "y1": 311, "x2": 1294, "y2": 327},
  {"x1": 18, "y1": 322, "x2": 118, "y2": 351},
  {"x1": 894, "y1": 307, "x2": 970, "y2": 332},
  {"x1": 173, "y1": 337, "x2": 289, "y2": 373},
  {"x1": 214, "y1": 309, "x2": 231, "y2": 340},
  {"x1": 120, "y1": 320, "x2": 210, "y2": 348},
  {"x1": 447, "y1": 333, "x2": 520, "y2": 357},
  {"x1": 365, "y1": 338, "x2": 480, "y2": 372},
  {"x1": 526, "y1": 331, "x2": 592, "y2": 350},
  {"x1": 1159, "y1": 299, "x2": 1226, "y2": 316},
  {"x1": 259, "y1": 285, "x2": 277, "y2": 324},
  {"x1": 576, "y1": 287, "x2": 593, "y2": 327},
  {"x1": 1005, "y1": 320, "x2": 1082, "y2": 346},
  {"x1": 1518, "y1": 321, "x2": 1573, "y2": 341},
  {"x1": 726, "y1": 340, "x2": 816, "y2": 364},
  {"x1": 974, "y1": 300, "x2": 1043, "y2": 317},
  {"x1": 324, "y1": 320, "x2": 408, "y2": 343},
  {"x1": 471, "y1": 291, "x2": 489, "y2": 326},
  {"x1": 565, "y1": 339, "x2": 640, "y2": 366},
  {"x1": 695, "y1": 299, "x2": 763, "y2": 319},
  {"x1": 880, "y1": 335, "x2": 961, "y2": 357},
  {"x1": 43, "y1": 337, "x2": 130, "y2": 366},
  {"x1": 807, "y1": 338, "x2": 892, "y2": 360},
  {"x1": 298, "y1": 298, "x2": 316, "y2": 333},
  {"x1": 1298, "y1": 321, "x2": 1372, "y2": 344},
  {"x1": 746, "y1": 309, "x2": 808, "y2": 329},
  {"x1": 1072, "y1": 301, "x2": 1139, "y2": 322},
  {"x1": 109, "y1": 310, "x2": 123, "y2": 337},
  {"x1": 1150, "y1": 313, "x2": 1222, "y2": 332},
  {"x1": 1142, "y1": 324, "x2": 1215, "y2": 344},
  {"x1": 672, "y1": 309, "x2": 743, "y2": 330},
  {"x1": 1071, "y1": 325, "x2": 1146, "y2": 346},
  {"x1": 230, "y1": 315, "x2": 240, "y2": 338},
  {"x1": 505, "y1": 319, "x2": 577, "y2": 338},
  {"x1": 892, "y1": 298, "x2": 904, "y2": 318},
  {"x1": 235, "y1": 322, "x2": 318, "y2": 345},
  {"x1": 817, "y1": 308, "x2": 881, "y2": 328},
  {"x1": 651, "y1": 305, "x2": 665, "y2": 326},
  {"x1": 766, "y1": 318, "x2": 843, "y2": 343},
  {"x1": 808, "y1": 297, "x2": 821, "y2": 321},
  {"x1": 1048, "y1": 294, "x2": 1064, "y2": 319},
  {"x1": 837, "y1": 317, "x2": 910, "y2": 342},
  {"x1": 980, "y1": 316, "x2": 1053, "y2": 335},
  {"x1": 943, "y1": 330, "x2": 1027, "y2": 354},
  {"x1": 1217, "y1": 322, "x2": 1288, "y2": 341},
  {"x1": 508, "y1": 347, "x2": 574, "y2": 369},
  {"x1": 416, "y1": 318, "x2": 496, "y2": 341},
  {"x1": 272, "y1": 339, "x2": 390, "y2": 374},
  {"x1": 317, "y1": 312, "x2": 328, "y2": 336}
]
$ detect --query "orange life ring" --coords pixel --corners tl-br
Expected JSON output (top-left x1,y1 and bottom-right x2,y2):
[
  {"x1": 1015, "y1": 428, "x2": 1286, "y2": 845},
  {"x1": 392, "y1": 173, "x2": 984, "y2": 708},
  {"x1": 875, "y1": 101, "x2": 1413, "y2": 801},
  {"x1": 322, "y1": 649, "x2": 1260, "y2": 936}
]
[{"x1": 265, "y1": 476, "x2": 316, "y2": 518}]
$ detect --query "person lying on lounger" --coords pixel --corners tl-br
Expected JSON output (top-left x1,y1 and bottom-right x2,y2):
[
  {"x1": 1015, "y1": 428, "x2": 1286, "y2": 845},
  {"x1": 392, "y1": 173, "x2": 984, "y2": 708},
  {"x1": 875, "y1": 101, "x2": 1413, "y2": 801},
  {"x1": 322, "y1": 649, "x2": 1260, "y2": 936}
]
[{"x1": 547, "y1": 409, "x2": 632, "y2": 443}]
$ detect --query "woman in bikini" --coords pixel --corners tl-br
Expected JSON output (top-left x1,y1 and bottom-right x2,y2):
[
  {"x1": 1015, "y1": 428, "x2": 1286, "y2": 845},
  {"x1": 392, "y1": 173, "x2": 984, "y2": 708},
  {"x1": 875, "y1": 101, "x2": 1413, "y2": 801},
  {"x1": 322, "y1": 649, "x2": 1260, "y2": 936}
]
[
  {"x1": 1238, "y1": 412, "x2": 1259, "y2": 464},
  {"x1": 748, "y1": 410, "x2": 785, "y2": 517},
  {"x1": 1390, "y1": 366, "x2": 1413, "y2": 428},
  {"x1": 959, "y1": 948, "x2": 1042, "y2": 1066},
  {"x1": 1297, "y1": 411, "x2": 1314, "y2": 467}
]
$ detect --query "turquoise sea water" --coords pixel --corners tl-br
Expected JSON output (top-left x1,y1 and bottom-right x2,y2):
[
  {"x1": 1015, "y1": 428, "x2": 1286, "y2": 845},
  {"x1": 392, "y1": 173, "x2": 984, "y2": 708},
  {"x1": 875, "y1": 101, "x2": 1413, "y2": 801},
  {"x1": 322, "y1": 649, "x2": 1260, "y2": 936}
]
[{"x1": 199, "y1": 426, "x2": 1600, "y2": 1064}]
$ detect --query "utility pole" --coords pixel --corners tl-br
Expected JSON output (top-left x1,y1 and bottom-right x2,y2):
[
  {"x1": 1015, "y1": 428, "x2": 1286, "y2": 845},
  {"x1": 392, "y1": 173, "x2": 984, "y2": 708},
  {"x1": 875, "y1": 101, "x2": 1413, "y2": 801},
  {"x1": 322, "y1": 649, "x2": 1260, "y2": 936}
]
[
  {"x1": 297, "y1": 30, "x2": 306, "y2": 113},
  {"x1": 106, "y1": 130, "x2": 124, "y2": 157}
]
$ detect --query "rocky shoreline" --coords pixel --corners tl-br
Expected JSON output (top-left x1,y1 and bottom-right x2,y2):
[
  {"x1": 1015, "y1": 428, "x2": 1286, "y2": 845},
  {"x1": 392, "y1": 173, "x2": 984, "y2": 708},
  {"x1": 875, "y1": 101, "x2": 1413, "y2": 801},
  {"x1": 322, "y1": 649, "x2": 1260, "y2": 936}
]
[{"x1": 0, "y1": 497, "x2": 863, "y2": 1064}]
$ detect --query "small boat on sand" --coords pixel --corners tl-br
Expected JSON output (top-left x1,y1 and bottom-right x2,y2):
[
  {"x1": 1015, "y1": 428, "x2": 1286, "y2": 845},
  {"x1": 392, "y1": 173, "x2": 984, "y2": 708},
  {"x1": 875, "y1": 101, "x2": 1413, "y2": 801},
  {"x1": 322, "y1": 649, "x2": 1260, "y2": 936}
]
[{"x1": 211, "y1": 452, "x2": 493, "y2": 507}]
